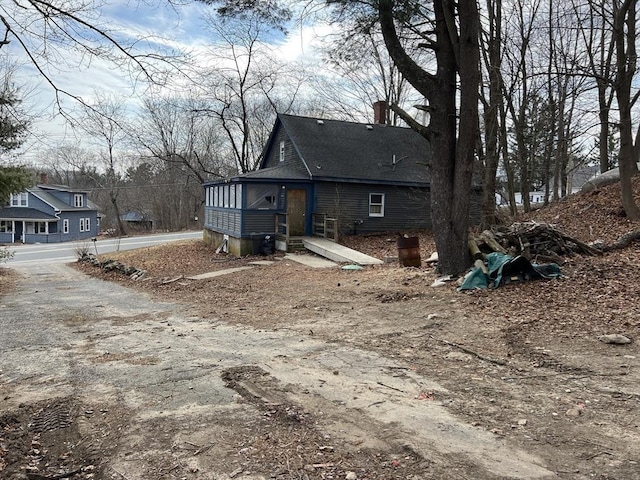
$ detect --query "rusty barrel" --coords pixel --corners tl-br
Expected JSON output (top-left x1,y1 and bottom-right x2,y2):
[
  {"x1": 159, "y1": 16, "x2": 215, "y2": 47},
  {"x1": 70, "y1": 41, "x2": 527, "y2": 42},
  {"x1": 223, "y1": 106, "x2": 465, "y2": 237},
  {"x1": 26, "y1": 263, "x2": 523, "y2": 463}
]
[{"x1": 397, "y1": 236, "x2": 421, "y2": 267}]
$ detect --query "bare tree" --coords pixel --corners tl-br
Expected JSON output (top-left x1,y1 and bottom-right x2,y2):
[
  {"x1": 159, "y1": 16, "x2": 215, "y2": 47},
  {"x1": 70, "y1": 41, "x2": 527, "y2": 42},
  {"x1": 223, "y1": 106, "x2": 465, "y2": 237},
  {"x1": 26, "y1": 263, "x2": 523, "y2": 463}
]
[
  {"x1": 0, "y1": 0, "x2": 179, "y2": 110},
  {"x1": 137, "y1": 95, "x2": 232, "y2": 183},
  {"x1": 70, "y1": 94, "x2": 133, "y2": 234},
  {"x1": 194, "y1": 12, "x2": 302, "y2": 173},
  {"x1": 319, "y1": 24, "x2": 420, "y2": 125},
  {"x1": 611, "y1": 0, "x2": 640, "y2": 220},
  {"x1": 377, "y1": 0, "x2": 481, "y2": 274},
  {"x1": 479, "y1": 0, "x2": 503, "y2": 226},
  {"x1": 134, "y1": 94, "x2": 233, "y2": 229}
]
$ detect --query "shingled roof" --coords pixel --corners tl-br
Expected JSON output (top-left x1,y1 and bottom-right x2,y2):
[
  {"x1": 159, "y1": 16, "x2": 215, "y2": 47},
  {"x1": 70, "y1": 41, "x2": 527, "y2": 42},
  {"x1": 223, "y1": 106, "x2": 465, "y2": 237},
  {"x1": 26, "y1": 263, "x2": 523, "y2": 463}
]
[
  {"x1": 276, "y1": 114, "x2": 431, "y2": 186},
  {"x1": 213, "y1": 114, "x2": 432, "y2": 187}
]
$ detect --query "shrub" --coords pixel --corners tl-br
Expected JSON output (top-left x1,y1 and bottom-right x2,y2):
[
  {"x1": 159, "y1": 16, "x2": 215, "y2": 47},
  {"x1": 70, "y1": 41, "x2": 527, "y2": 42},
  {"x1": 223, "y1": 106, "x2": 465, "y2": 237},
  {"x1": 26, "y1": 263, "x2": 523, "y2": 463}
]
[{"x1": 0, "y1": 247, "x2": 14, "y2": 263}]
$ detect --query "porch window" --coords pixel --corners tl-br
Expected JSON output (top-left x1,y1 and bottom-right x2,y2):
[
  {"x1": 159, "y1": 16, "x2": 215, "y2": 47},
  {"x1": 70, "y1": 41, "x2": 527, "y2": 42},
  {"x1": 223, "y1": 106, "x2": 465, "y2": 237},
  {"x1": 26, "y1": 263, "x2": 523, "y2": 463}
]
[
  {"x1": 0, "y1": 221, "x2": 13, "y2": 232},
  {"x1": 229, "y1": 184, "x2": 236, "y2": 208},
  {"x1": 63, "y1": 219, "x2": 69, "y2": 234},
  {"x1": 36, "y1": 222, "x2": 47, "y2": 234},
  {"x1": 369, "y1": 193, "x2": 385, "y2": 217},
  {"x1": 74, "y1": 194, "x2": 84, "y2": 207},
  {"x1": 10, "y1": 193, "x2": 27, "y2": 207},
  {"x1": 223, "y1": 185, "x2": 230, "y2": 208},
  {"x1": 247, "y1": 184, "x2": 278, "y2": 210},
  {"x1": 236, "y1": 184, "x2": 242, "y2": 209}
]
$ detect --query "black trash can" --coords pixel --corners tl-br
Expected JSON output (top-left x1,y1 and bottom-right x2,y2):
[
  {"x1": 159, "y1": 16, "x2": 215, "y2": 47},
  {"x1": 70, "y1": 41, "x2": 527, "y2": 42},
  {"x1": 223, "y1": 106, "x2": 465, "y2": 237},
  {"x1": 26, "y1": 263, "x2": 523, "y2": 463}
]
[{"x1": 259, "y1": 235, "x2": 275, "y2": 255}]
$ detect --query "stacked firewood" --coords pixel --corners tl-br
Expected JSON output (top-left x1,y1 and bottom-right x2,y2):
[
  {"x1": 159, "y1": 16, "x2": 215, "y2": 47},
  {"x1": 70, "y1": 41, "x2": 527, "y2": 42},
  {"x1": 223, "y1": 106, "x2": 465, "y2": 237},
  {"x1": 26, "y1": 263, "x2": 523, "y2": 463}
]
[{"x1": 469, "y1": 222, "x2": 600, "y2": 264}]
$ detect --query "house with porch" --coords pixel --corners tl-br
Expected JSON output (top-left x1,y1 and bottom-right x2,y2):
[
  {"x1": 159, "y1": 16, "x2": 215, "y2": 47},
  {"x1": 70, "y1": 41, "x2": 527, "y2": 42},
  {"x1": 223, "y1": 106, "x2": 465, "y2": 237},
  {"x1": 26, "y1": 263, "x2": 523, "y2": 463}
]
[
  {"x1": 0, "y1": 184, "x2": 99, "y2": 244},
  {"x1": 202, "y1": 107, "x2": 481, "y2": 256}
]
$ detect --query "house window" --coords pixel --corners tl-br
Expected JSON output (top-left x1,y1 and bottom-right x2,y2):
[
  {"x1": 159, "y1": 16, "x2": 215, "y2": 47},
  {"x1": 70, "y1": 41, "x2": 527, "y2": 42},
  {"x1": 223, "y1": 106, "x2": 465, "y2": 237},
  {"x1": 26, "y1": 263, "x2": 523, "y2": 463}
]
[
  {"x1": 247, "y1": 184, "x2": 278, "y2": 210},
  {"x1": 80, "y1": 218, "x2": 85, "y2": 232},
  {"x1": 36, "y1": 222, "x2": 47, "y2": 234},
  {"x1": 10, "y1": 193, "x2": 28, "y2": 207},
  {"x1": 369, "y1": 193, "x2": 385, "y2": 217},
  {"x1": 0, "y1": 221, "x2": 13, "y2": 233},
  {"x1": 63, "y1": 219, "x2": 69, "y2": 234},
  {"x1": 236, "y1": 184, "x2": 242, "y2": 209},
  {"x1": 85, "y1": 218, "x2": 91, "y2": 231},
  {"x1": 279, "y1": 140, "x2": 285, "y2": 162},
  {"x1": 74, "y1": 194, "x2": 84, "y2": 207}
]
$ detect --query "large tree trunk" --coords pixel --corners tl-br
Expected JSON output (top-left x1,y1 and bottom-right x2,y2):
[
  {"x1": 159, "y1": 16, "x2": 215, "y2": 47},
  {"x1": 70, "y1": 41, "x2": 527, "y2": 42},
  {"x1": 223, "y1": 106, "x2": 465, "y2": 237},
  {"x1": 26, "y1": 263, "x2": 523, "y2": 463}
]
[
  {"x1": 614, "y1": 0, "x2": 640, "y2": 220},
  {"x1": 379, "y1": 0, "x2": 480, "y2": 275},
  {"x1": 480, "y1": 0, "x2": 502, "y2": 228}
]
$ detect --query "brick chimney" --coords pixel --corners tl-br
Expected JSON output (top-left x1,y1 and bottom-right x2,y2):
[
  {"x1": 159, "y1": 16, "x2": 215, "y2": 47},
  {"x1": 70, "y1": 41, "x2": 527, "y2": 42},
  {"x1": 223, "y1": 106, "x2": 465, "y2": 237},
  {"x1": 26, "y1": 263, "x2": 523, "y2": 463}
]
[
  {"x1": 40, "y1": 172, "x2": 48, "y2": 185},
  {"x1": 373, "y1": 100, "x2": 387, "y2": 125}
]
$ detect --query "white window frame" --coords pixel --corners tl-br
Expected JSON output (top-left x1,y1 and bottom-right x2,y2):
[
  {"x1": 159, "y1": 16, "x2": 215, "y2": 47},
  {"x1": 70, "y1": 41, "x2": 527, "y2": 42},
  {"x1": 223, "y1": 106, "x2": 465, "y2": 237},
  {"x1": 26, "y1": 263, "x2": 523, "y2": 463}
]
[
  {"x1": 79, "y1": 218, "x2": 85, "y2": 232},
  {"x1": 85, "y1": 217, "x2": 91, "y2": 232},
  {"x1": 63, "y1": 219, "x2": 69, "y2": 234},
  {"x1": 36, "y1": 222, "x2": 47, "y2": 234},
  {"x1": 0, "y1": 220, "x2": 13, "y2": 233},
  {"x1": 369, "y1": 193, "x2": 385, "y2": 217},
  {"x1": 10, "y1": 193, "x2": 28, "y2": 207},
  {"x1": 279, "y1": 140, "x2": 285, "y2": 162},
  {"x1": 74, "y1": 194, "x2": 84, "y2": 208}
]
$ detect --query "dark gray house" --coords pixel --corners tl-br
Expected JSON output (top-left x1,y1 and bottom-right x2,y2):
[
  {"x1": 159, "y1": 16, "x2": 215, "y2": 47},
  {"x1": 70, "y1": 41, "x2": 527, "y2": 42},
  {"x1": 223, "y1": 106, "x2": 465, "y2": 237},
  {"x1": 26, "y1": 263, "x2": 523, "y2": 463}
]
[
  {"x1": 0, "y1": 184, "x2": 99, "y2": 244},
  {"x1": 203, "y1": 110, "x2": 481, "y2": 256}
]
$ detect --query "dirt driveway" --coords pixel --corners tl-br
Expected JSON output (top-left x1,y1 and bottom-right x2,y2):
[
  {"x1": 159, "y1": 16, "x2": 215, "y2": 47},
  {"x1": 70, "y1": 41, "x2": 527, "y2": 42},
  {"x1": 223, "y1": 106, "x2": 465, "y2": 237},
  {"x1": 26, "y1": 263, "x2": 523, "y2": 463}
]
[{"x1": 1, "y1": 254, "x2": 639, "y2": 480}]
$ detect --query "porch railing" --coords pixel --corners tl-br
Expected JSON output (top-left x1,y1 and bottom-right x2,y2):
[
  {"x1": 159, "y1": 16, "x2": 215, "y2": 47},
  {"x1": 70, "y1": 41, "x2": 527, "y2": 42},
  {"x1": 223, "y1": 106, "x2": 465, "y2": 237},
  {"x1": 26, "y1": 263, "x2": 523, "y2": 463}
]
[
  {"x1": 312, "y1": 214, "x2": 339, "y2": 242},
  {"x1": 275, "y1": 213, "x2": 289, "y2": 242}
]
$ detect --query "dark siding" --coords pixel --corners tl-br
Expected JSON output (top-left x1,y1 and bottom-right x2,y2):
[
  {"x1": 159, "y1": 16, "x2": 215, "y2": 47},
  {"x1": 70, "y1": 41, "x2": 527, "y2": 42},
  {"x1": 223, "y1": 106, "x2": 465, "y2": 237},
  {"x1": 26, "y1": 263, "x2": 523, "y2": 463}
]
[
  {"x1": 203, "y1": 209, "x2": 242, "y2": 236},
  {"x1": 203, "y1": 208, "x2": 275, "y2": 237},
  {"x1": 262, "y1": 127, "x2": 303, "y2": 171},
  {"x1": 314, "y1": 182, "x2": 431, "y2": 235},
  {"x1": 242, "y1": 212, "x2": 277, "y2": 236}
]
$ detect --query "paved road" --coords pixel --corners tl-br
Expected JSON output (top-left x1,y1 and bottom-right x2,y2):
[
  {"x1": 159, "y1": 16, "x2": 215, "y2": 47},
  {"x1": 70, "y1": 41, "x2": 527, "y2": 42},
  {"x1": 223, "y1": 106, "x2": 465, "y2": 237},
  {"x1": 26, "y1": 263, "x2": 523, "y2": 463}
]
[{"x1": 4, "y1": 230, "x2": 203, "y2": 265}]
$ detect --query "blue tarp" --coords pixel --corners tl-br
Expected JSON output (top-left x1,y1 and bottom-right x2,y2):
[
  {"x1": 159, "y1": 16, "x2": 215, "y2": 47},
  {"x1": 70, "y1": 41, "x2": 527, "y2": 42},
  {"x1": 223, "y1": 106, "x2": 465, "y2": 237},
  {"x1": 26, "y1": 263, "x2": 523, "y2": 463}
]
[{"x1": 458, "y1": 252, "x2": 561, "y2": 291}]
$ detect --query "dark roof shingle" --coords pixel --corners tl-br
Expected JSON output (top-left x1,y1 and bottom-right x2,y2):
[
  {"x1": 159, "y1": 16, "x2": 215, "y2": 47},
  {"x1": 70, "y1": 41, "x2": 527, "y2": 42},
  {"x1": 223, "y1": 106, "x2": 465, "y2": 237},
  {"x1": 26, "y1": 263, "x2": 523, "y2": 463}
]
[{"x1": 278, "y1": 114, "x2": 431, "y2": 185}]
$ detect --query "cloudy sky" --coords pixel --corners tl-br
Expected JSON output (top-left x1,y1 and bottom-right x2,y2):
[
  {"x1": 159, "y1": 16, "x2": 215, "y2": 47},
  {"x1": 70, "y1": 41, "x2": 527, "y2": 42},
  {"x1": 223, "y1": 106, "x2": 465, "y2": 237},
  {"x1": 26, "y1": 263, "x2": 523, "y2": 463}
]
[{"x1": 4, "y1": 0, "x2": 326, "y2": 163}]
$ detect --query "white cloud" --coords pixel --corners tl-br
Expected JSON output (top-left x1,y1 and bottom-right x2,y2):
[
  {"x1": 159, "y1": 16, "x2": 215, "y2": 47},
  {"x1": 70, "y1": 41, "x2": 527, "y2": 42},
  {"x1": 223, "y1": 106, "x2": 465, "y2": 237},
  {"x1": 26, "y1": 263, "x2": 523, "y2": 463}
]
[{"x1": 8, "y1": 0, "x2": 331, "y2": 163}]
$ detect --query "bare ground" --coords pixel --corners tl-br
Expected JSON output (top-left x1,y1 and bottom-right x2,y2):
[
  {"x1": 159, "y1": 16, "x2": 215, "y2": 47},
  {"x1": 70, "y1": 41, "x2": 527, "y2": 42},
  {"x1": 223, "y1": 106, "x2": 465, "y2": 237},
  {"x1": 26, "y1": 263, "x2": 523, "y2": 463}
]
[{"x1": 2, "y1": 178, "x2": 640, "y2": 480}]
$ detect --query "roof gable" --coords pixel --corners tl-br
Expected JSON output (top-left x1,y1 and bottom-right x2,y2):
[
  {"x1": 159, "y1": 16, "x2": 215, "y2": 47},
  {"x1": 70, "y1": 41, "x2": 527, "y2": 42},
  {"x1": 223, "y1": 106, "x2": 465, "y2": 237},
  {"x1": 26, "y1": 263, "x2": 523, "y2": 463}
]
[{"x1": 270, "y1": 114, "x2": 431, "y2": 185}]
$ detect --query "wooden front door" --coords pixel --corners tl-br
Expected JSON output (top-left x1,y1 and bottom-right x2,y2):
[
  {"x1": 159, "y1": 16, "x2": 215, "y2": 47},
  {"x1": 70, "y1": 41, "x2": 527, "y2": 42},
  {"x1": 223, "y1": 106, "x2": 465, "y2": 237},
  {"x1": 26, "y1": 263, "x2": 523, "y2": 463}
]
[{"x1": 287, "y1": 189, "x2": 306, "y2": 236}]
